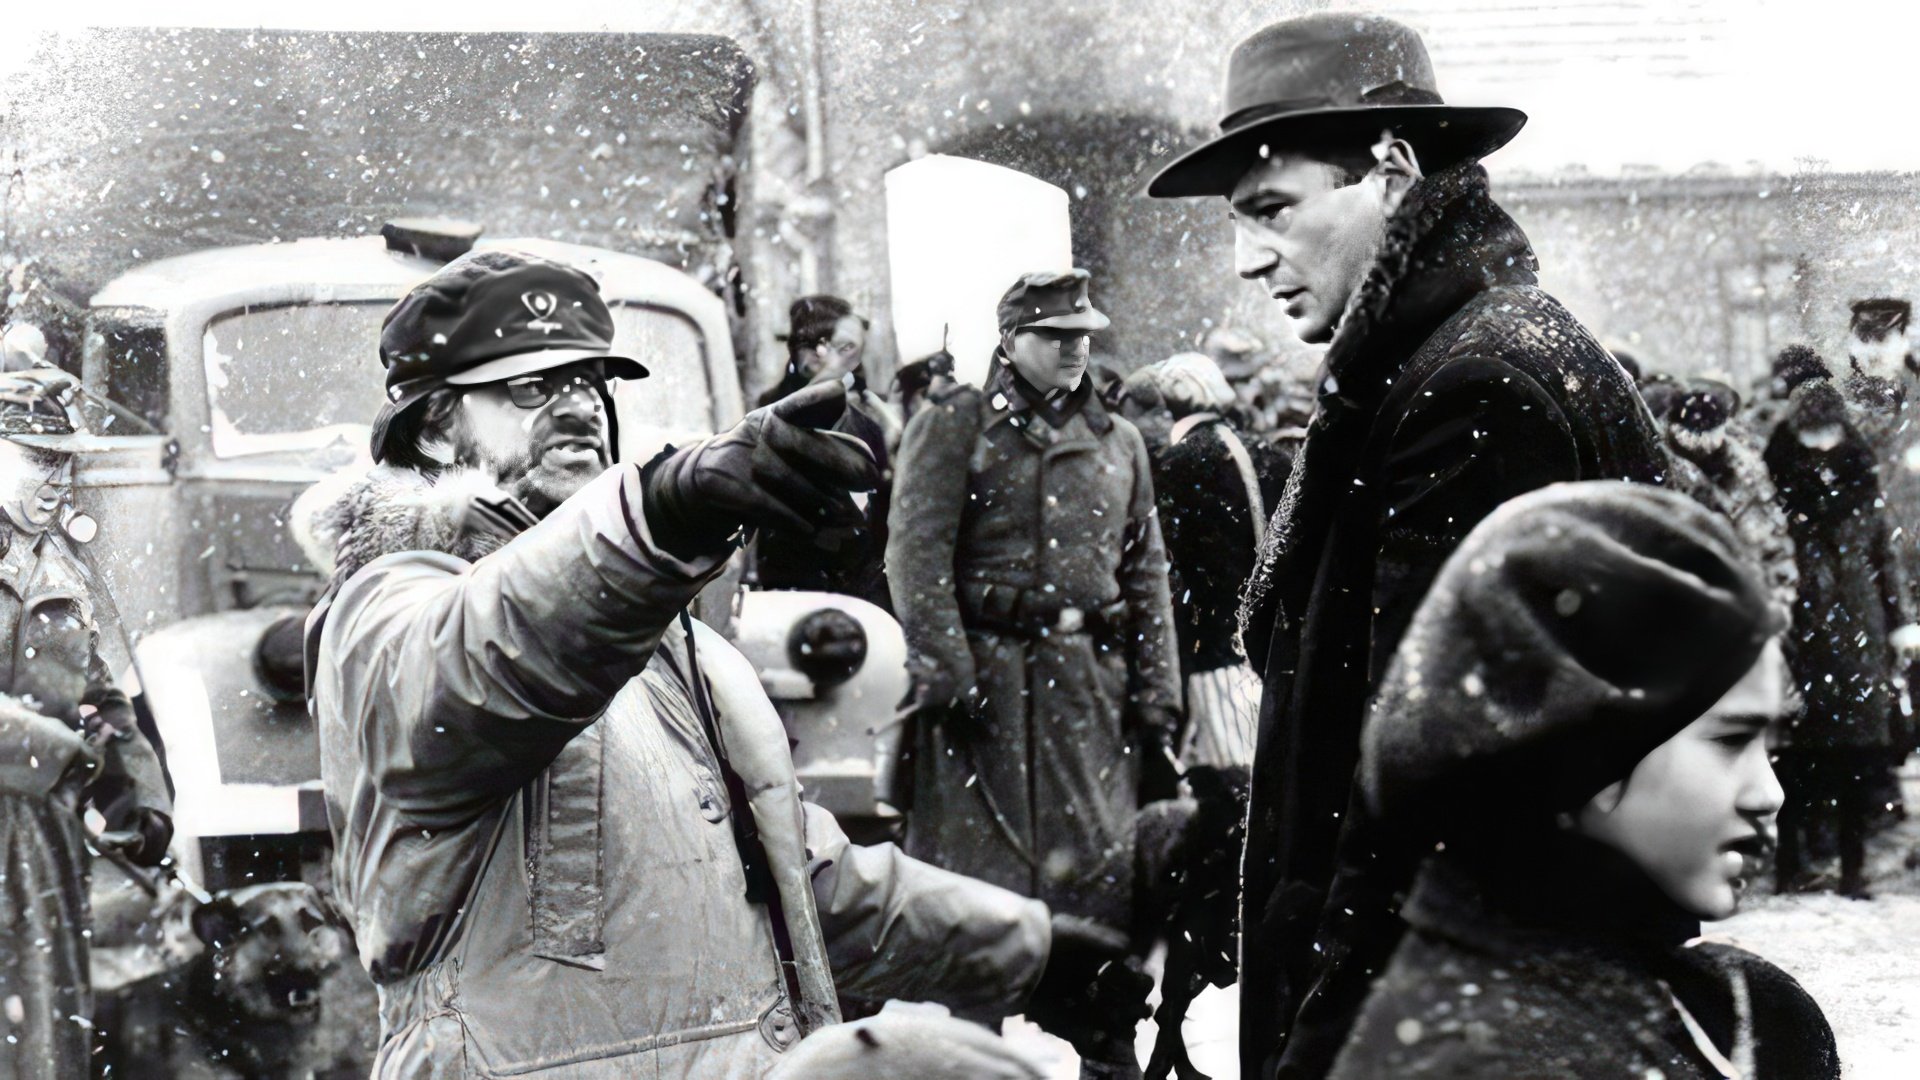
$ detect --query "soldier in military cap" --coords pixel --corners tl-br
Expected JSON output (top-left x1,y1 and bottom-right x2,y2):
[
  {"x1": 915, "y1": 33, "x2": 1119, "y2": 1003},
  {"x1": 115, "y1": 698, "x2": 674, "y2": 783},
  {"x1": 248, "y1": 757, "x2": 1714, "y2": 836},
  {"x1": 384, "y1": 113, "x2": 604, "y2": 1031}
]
[
  {"x1": 1149, "y1": 12, "x2": 1667, "y2": 1077},
  {"x1": 2, "y1": 368, "x2": 173, "y2": 1079},
  {"x1": 299, "y1": 249, "x2": 1134, "y2": 1079},
  {"x1": 887, "y1": 268, "x2": 1181, "y2": 1078}
]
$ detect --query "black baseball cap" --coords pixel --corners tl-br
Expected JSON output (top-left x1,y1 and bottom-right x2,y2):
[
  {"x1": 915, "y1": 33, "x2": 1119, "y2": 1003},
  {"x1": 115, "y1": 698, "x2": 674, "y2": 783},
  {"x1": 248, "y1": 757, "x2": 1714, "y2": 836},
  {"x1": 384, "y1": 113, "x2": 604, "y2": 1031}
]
[{"x1": 370, "y1": 250, "x2": 648, "y2": 463}]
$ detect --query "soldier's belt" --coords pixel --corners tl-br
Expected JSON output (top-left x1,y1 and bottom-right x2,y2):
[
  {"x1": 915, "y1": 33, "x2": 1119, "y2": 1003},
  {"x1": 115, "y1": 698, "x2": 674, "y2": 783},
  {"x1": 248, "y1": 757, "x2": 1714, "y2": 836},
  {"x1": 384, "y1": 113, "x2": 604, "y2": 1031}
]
[{"x1": 958, "y1": 581, "x2": 1127, "y2": 640}]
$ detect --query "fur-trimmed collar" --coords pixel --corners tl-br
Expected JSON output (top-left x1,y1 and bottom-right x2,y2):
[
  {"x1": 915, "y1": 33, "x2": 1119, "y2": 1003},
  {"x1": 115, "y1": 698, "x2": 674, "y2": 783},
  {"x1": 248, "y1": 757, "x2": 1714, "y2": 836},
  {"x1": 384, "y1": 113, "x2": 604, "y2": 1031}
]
[
  {"x1": 1322, "y1": 162, "x2": 1537, "y2": 402},
  {"x1": 291, "y1": 465, "x2": 519, "y2": 592}
]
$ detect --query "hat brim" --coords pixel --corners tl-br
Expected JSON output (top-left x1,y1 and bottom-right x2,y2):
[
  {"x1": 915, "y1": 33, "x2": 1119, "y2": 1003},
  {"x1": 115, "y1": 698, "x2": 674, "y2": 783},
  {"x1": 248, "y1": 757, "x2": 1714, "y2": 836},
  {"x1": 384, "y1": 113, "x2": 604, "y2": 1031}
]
[
  {"x1": 443, "y1": 348, "x2": 649, "y2": 386},
  {"x1": 1146, "y1": 104, "x2": 1528, "y2": 199},
  {"x1": 1021, "y1": 308, "x2": 1112, "y2": 332}
]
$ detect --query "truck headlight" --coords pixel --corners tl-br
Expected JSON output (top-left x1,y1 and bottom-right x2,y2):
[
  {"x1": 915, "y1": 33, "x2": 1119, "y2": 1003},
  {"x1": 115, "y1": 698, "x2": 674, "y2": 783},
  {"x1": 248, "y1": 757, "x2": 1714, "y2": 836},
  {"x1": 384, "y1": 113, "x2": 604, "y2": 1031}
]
[
  {"x1": 253, "y1": 613, "x2": 308, "y2": 705},
  {"x1": 787, "y1": 609, "x2": 866, "y2": 688}
]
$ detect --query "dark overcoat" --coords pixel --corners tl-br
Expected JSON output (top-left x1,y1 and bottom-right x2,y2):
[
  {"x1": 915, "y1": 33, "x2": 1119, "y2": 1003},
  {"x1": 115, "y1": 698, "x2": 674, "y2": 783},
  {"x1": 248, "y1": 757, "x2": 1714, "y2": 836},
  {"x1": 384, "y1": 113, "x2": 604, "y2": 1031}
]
[
  {"x1": 1766, "y1": 378, "x2": 1912, "y2": 752},
  {"x1": 1236, "y1": 162, "x2": 1669, "y2": 1077},
  {"x1": 1152, "y1": 416, "x2": 1289, "y2": 677},
  {"x1": 1328, "y1": 850, "x2": 1839, "y2": 1080},
  {"x1": 887, "y1": 362, "x2": 1181, "y2": 926}
]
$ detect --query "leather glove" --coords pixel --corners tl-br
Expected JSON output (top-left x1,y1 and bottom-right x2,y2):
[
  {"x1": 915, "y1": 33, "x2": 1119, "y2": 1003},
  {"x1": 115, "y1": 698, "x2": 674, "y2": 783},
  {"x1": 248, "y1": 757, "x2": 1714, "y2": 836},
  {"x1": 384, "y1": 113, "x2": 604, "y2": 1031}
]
[
  {"x1": 96, "y1": 808, "x2": 173, "y2": 868},
  {"x1": 1027, "y1": 914, "x2": 1153, "y2": 1057},
  {"x1": 1132, "y1": 706, "x2": 1184, "y2": 803},
  {"x1": 907, "y1": 662, "x2": 977, "y2": 717},
  {"x1": 642, "y1": 381, "x2": 880, "y2": 561}
]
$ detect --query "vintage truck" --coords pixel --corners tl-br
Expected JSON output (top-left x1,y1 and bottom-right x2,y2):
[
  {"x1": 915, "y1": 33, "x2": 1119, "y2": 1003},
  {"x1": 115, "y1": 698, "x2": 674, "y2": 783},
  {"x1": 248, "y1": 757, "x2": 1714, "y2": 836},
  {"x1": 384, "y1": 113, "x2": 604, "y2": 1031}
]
[{"x1": 65, "y1": 225, "x2": 907, "y2": 893}]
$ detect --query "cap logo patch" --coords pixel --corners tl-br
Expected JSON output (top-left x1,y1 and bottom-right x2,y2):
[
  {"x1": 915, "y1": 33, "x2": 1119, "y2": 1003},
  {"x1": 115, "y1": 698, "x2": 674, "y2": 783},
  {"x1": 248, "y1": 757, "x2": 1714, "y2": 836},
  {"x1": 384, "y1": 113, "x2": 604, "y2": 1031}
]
[{"x1": 522, "y1": 290, "x2": 564, "y2": 334}]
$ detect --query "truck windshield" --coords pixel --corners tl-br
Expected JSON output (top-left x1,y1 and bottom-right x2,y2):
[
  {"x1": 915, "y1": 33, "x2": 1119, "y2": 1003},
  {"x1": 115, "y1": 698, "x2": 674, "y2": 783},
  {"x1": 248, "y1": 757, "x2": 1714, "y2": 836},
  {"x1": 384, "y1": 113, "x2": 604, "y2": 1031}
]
[
  {"x1": 204, "y1": 301, "x2": 715, "y2": 460},
  {"x1": 203, "y1": 303, "x2": 392, "y2": 460}
]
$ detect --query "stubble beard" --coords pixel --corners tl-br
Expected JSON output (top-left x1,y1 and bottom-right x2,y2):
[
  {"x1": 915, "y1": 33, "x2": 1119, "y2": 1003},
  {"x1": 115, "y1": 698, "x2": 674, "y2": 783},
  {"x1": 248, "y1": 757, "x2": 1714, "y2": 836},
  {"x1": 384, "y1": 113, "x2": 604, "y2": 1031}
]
[{"x1": 450, "y1": 435, "x2": 593, "y2": 521}]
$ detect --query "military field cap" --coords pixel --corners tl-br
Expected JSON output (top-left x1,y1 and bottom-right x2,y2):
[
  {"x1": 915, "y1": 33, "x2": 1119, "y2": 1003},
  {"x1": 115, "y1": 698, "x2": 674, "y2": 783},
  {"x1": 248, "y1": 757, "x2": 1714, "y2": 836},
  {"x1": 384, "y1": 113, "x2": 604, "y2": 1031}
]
[
  {"x1": 370, "y1": 249, "x2": 647, "y2": 462},
  {"x1": 1848, "y1": 297, "x2": 1911, "y2": 338},
  {"x1": 1148, "y1": 13, "x2": 1527, "y2": 198},
  {"x1": 996, "y1": 268, "x2": 1111, "y2": 335},
  {"x1": 1360, "y1": 482, "x2": 1782, "y2": 826}
]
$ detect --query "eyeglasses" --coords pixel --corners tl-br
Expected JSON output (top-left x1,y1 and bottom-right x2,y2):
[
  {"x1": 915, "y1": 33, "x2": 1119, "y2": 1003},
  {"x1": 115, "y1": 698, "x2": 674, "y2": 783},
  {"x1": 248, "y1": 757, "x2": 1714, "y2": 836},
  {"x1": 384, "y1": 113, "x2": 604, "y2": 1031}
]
[{"x1": 503, "y1": 364, "x2": 609, "y2": 410}]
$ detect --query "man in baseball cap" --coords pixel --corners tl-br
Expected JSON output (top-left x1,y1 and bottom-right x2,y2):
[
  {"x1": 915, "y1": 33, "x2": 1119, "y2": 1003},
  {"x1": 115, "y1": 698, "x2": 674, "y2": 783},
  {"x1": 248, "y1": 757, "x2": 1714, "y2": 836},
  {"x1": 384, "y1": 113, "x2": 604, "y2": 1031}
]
[
  {"x1": 1150, "y1": 13, "x2": 1668, "y2": 1077},
  {"x1": 992, "y1": 269, "x2": 1110, "y2": 397},
  {"x1": 367, "y1": 249, "x2": 647, "y2": 511},
  {"x1": 301, "y1": 249, "x2": 1140, "y2": 1078}
]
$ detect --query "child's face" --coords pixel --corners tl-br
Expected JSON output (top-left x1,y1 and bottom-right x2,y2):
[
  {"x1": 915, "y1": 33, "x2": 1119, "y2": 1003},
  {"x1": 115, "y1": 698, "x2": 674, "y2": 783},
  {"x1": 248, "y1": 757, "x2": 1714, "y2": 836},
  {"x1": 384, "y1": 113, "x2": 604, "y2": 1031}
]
[{"x1": 1574, "y1": 641, "x2": 1787, "y2": 920}]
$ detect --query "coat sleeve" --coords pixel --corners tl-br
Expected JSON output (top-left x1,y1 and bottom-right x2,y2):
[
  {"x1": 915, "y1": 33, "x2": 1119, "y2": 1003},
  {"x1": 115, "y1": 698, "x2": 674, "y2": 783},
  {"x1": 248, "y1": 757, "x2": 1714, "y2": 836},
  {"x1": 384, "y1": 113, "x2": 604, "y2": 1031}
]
[
  {"x1": 0, "y1": 691, "x2": 95, "y2": 799},
  {"x1": 885, "y1": 394, "x2": 980, "y2": 690},
  {"x1": 1120, "y1": 424, "x2": 1183, "y2": 718},
  {"x1": 800, "y1": 799, "x2": 1051, "y2": 1020},
  {"x1": 319, "y1": 465, "x2": 728, "y2": 825},
  {"x1": 1371, "y1": 357, "x2": 1582, "y2": 669},
  {"x1": 81, "y1": 667, "x2": 172, "y2": 830}
]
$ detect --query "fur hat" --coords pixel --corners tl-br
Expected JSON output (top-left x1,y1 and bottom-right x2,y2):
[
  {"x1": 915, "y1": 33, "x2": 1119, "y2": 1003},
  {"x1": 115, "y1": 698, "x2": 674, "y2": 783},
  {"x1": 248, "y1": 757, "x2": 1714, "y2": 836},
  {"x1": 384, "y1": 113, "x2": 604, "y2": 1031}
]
[
  {"x1": 1771, "y1": 344, "x2": 1830, "y2": 395},
  {"x1": 1360, "y1": 481, "x2": 1781, "y2": 825}
]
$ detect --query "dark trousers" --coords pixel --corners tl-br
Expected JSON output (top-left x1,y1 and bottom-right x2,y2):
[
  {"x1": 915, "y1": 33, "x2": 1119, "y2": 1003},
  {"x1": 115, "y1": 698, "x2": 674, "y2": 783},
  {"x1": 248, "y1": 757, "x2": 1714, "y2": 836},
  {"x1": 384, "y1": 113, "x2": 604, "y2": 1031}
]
[{"x1": 1776, "y1": 748, "x2": 1889, "y2": 895}]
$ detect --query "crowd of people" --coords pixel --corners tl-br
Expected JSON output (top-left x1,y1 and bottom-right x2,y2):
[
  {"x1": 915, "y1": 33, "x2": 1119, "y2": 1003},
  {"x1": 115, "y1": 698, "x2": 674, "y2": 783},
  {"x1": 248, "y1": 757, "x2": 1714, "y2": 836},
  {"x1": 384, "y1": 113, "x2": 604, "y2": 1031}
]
[{"x1": 4, "y1": 9, "x2": 1916, "y2": 1080}]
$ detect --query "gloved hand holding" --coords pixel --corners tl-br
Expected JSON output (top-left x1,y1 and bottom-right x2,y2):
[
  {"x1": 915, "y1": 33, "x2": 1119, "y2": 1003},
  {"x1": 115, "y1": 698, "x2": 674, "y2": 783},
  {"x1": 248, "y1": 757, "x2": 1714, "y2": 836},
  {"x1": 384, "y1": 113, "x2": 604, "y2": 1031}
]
[
  {"x1": 96, "y1": 808, "x2": 174, "y2": 868},
  {"x1": 1026, "y1": 914, "x2": 1154, "y2": 1059},
  {"x1": 642, "y1": 381, "x2": 880, "y2": 560},
  {"x1": 1130, "y1": 704, "x2": 1184, "y2": 803},
  {"x1": 906, "y1": 661, "x2": 977, "y2": 717}
]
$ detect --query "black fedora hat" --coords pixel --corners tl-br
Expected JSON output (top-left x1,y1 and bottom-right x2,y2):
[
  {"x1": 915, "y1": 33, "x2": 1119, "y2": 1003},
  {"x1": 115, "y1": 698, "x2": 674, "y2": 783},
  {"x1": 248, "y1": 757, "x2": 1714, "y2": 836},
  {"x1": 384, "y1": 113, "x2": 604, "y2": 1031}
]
[{"x1": 1148, "y1": 13, "x2": 1526, "y2": 199}]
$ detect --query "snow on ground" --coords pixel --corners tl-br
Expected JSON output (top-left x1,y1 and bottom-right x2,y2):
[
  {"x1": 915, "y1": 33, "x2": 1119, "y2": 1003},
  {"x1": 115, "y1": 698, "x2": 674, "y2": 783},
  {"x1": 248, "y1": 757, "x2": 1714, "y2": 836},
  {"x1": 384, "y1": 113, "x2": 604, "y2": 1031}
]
[{"x1": 1709, "y1": 761, "x2": 1920, "y2": 1079}]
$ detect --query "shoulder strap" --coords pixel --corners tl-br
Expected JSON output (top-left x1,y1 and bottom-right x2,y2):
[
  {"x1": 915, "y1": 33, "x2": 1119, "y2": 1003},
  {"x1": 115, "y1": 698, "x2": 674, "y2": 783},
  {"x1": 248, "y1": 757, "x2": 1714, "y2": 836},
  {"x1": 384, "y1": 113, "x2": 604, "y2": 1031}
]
[
  {"x1": 673, "y1": 610, "x2": 806, "y2": 1007},
  {"x1": 1169, "y1": 411, "x2": 1218, "y2": 445}
]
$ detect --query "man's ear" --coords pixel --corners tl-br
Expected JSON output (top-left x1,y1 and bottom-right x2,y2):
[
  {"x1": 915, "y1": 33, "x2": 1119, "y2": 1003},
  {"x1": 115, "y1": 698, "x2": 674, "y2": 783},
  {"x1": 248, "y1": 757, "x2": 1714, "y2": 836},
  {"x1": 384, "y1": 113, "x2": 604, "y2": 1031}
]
[{"x1": 1370, "y1": 134, "x2": 1423, "y2": 216}]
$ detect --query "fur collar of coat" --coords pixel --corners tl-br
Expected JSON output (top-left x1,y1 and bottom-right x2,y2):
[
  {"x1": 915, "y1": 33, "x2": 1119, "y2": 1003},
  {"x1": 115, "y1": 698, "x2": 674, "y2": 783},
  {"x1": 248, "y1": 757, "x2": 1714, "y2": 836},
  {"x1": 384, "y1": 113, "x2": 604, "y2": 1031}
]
[{"x1": 291, "y1": 465, "x2": 516, "y2": 593}]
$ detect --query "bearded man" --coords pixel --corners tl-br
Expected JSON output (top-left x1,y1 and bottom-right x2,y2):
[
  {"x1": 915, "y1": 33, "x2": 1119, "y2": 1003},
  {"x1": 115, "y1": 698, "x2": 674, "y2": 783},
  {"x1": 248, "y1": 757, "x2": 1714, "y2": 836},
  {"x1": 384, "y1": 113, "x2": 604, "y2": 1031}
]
[
  {"x1": 300, "y1": 250, "x2": 1125, "y2": 1078},
  {"x1": 1148, "y1": 14, "x2": 1667, "y2": 1077}
]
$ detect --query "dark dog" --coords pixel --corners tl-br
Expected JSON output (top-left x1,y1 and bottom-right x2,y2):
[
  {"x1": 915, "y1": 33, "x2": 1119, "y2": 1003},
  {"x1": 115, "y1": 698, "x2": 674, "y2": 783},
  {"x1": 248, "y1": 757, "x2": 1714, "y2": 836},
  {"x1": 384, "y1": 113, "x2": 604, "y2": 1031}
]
[{"x1": 94, "y1": 882, "x2": 376, "y2": 1079}]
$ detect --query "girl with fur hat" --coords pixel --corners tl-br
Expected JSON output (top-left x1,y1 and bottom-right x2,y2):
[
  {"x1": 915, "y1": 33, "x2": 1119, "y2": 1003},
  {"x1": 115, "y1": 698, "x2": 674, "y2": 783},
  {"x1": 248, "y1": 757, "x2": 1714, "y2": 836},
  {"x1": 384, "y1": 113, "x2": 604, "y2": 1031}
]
[{"x1": 1329, "y1": 482, "x2": 1838, "y2": 1079}]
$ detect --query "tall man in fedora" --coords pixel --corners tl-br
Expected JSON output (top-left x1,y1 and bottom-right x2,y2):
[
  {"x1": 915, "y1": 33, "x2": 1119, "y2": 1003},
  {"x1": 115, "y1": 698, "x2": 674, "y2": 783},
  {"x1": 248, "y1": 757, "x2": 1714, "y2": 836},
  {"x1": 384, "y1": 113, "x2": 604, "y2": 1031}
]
[{"x1": 1149, "y1": 14, "x2": 1667, "y2": 1078}]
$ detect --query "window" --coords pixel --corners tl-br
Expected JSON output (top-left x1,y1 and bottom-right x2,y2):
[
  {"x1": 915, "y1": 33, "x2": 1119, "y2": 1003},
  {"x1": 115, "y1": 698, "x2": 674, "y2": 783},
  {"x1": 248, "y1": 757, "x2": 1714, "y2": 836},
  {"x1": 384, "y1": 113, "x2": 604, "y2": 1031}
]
[{"x1": 202, "y1": 303, "x2": 392, "y2": 459}]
